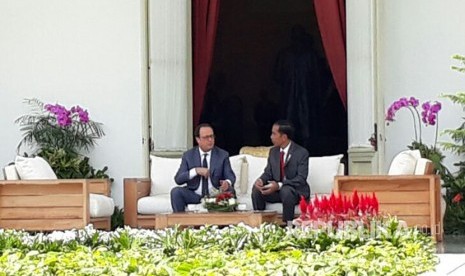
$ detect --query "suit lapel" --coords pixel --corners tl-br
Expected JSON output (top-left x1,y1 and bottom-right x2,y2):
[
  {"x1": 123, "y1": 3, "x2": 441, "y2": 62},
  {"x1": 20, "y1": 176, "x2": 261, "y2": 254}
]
[
  {"x1": 209, "y1": 147, "x2": 217, "y2": 175},
  {"x1": 194, "y1": 146, "x2": 202, "y2": 167}
]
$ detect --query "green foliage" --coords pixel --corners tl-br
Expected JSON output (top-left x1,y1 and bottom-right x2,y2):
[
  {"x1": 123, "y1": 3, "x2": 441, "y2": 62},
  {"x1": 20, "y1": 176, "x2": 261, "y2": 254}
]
[
  {"x1": 408, "y1": 141, "x2": 449, "y2": 176},
  {"x1": 0, "y1": 221, "x2": 438, "y2": 275},
  {"x1": 111, "y1": 207, "x2": 124, "y2": 231},
  {"x1": 37, "y1": 148, "x2": 110, "y2": 179},
  {"x1": 441, "y1": 54, "x2": 465, "y2": 234}
]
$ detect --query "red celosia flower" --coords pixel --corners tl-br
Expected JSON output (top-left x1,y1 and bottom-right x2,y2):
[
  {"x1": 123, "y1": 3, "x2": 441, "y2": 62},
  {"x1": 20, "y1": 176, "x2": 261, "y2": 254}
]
[
  {"x1": 307, "y1": 202, "x2": 315, "y2": 219},
  {"x1": 452, "y1": 193, "x2": 463, "y2": 203},
  {"x1": 352, "y1": 190, "x2": 359, "y2": 211},
  {"x1": 372, "y1": 192, "x2": 379, "y2": 215},
  {"x1": 313, "y1": 194, "x2": 320, "y2": 209},
  {"x1": 299, "y1": 196, "x2": 307, "y2": 219},
  {"x1": 359, "y1": 194, "x2": 367, "y2": 213}
]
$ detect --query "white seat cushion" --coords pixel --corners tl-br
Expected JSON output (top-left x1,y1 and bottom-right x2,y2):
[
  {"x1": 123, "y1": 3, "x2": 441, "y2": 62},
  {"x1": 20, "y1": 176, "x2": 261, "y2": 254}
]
[
  {"x1": 236, "y1": 194, "x2": 253, "y2": 211},
  {"x1": 138, "y1": 194, "x2": 173, "y2": 214},
  {"x1": 89, "y1": 194, "x2": 115, "y2": 218},
  {"x1": 414, "y1": 157, "x2": 430, "y2": 175},
  {"x1": 14, "y1": 156, "x2": 57, "y2": 180}
]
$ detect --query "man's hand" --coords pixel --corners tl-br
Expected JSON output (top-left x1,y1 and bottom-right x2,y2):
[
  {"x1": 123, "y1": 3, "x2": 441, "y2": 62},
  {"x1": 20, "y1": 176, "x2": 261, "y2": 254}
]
[
  {"x1": 219, "y1": 180, "x2": 230, "y2": 192},
  {"x1": 254, "y1": 178, "x2": 264, "y2": 191},
  {"x1": 261, "y1": 181, "x2": 279, "y2": 195},
  {"x1": 195, "y1": 167, "x2": 209, "y2": 178}
]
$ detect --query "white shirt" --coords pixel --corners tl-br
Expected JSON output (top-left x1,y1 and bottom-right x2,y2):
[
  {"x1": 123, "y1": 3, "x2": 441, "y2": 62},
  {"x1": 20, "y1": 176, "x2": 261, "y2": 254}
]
[{"x1": 189, "y1": 149, "x2": 213, "y2": 195}]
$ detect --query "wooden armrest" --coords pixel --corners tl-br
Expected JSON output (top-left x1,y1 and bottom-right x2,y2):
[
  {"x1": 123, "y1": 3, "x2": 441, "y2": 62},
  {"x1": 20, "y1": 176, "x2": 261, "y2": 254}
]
[
  {"x1": 0, "y1": 179, "x2": 91, "y2": 231},
  {"x1": 124, "y1": 178, "x2": 151, "y2": 227},
  {"x1": 89, "y1": 178, "x2": 111, "y2": 196}
]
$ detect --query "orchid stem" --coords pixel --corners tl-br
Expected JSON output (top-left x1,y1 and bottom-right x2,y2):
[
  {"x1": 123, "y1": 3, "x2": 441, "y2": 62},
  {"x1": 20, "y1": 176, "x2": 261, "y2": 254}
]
[{"x1": 408, "y1": 107, "x2": 420, "y2": 143}]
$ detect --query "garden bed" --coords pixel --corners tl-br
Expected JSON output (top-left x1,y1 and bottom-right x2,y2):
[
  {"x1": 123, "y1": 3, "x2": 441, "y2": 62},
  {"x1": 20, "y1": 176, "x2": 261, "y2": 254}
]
[{"x1": 0, "y1": 218, "x2": 438, "y2": 275}]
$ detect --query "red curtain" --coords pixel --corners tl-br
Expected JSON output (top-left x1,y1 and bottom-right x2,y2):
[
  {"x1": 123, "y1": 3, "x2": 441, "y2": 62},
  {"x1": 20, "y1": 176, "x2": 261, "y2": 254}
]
[
  {"x1": 192, "y1": 0, "x2": 221, "y2": 125},
  {"x1": 314, "y1": 0, "x2": 347, "y2": 109}
]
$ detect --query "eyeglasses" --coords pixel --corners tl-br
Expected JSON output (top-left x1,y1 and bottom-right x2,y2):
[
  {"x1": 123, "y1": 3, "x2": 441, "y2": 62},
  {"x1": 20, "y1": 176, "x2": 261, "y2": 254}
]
[{"x1": 199, "y1": 134, "x2": 215, "y2": 140}]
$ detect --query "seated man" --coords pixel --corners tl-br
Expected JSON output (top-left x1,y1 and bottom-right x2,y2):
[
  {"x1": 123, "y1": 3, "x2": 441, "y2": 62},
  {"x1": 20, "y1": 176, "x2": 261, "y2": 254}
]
[
  {"x1": 171, "y1": 123, "x2": 236, "y2": 212},
  {"x1": 251, "y1": 120, "x2": 310, "y2": 222}
]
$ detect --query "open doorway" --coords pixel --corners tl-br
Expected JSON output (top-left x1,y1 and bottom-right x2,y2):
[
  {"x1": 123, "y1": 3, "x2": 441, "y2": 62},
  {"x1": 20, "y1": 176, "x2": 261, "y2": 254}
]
[{"x1": 200, "y1": 0, "x2": 347, "y2": 157}]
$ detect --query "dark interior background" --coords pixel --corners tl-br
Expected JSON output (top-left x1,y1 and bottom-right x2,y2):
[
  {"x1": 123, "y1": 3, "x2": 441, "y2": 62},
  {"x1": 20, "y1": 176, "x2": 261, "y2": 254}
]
[{"x1": 200, "y1": 0, "x2": 347, "y2": 157}]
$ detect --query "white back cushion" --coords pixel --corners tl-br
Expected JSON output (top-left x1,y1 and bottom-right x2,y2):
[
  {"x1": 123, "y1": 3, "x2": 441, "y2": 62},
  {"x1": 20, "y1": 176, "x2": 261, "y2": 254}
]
[
  {"x1": 15, "y1": 156, "x2": 57, "y2": 180},
  {"x1": 150, "y1": 155, "x2": 182, "y2": 195},
  {"x1": 3, "y1": 164, "x2": 20, "y2": 180},
  {"x1": 308, "y1": 154, "x2": 344, "y2": 194},
  {"x1": 414, "y1": 157, "x2": 431, "y2": 175},
  {"x1": 229, "y1": 154, "x2": 247, "y2": 195},
  {"x1": 388, "y1": 150, "x2": 420, "y2": 175},
  {"x1": 244, "y1": 154, "x2": 268, "y2": 195}
]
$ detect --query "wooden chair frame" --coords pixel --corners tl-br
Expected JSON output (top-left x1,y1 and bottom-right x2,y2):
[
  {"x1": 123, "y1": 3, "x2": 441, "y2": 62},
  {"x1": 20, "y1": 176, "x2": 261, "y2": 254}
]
[{"x1": 0, "y1": 179, "x2": 112, "y2": 231}]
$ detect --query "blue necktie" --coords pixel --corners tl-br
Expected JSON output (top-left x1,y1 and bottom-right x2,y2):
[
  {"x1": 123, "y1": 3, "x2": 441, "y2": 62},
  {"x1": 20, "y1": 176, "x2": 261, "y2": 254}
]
[{"x1": 201, "y1": 153, "x2": 209, "y2": 197}]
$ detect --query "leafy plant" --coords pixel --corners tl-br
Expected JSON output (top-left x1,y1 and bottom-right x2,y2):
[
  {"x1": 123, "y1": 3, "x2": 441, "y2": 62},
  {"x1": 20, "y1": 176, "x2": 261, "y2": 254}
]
[
  {"x1": 0, "y1": 221, "x2": 438, "y2": 275},
  {"x1": 440, "y1": 54, "x2": 465, "y2": 234},
  {"x1": 15, "y1": 98, "x2": 110, "y2": 180},
  {"x1": 111, "y1": 207, "x2": 124, "y2": 231},
  {"x1": 16, "y1": 98, "x2": 104, "y2": 154}
]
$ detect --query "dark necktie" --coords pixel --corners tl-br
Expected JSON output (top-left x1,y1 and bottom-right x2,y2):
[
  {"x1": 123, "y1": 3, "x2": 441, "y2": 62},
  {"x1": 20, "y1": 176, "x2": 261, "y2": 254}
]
[
  {"x1": 201, "y1": 153, "x2": 209, "y2": 197},
  {"x1": 280, "y1": 150, "x2": 285, "y2": 182}
]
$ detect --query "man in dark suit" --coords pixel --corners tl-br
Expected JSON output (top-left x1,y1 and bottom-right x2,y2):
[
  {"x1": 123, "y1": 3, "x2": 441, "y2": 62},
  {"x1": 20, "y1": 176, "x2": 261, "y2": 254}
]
[
  {"x1": 251, "y1": 120, "x2": 310, "y2": 222},
  {"x1": 171, "y1": 123, "x2": 236, "y2": 212}
]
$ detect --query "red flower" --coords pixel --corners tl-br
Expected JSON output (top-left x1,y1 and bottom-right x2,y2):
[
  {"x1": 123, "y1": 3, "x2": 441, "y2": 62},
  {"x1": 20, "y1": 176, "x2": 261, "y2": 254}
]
[
  {"x1": 307, "y1": 202, "x2": 315, "y2": 219},
  {"x1": 299, "y1": 196, "x2": 307, "y2": 219},
  {"x1": 452, "y1": 193, "x2": 463, "y2": 203},
  {"x1": 372, "y1": 192, "x2": 379, "y2": 214},
  {"x1": 216, "y1": 192, "x2": 233, "y2": 202},
  {"x1": 352, "y1": 190, "x2": 359, "y2": 211}
]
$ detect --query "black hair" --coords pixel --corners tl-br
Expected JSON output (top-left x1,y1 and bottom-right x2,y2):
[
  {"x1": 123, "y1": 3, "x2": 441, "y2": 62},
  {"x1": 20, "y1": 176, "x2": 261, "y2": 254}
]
[
  {"x1": 274, "y1": 120, "x2": 294, "y2": 140},
  {"x1": 194, "y1": 123, "x2": 213, "y2": 138}
]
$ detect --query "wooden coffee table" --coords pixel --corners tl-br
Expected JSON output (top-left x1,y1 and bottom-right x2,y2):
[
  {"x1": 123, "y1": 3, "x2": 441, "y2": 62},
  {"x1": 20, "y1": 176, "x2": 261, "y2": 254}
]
[{"x1": 154, "y1": 211, "x2": 278, "y2": 229}]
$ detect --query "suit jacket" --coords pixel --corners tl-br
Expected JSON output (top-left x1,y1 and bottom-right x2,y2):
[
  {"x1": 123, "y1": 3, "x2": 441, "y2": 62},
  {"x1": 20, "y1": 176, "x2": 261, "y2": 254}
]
[
  {"x1": 259, "y1": 142, "x2": 310, "y2": 197},
  {"x1": 174, "y1": 146, "x2": 236, "y2": 192}
]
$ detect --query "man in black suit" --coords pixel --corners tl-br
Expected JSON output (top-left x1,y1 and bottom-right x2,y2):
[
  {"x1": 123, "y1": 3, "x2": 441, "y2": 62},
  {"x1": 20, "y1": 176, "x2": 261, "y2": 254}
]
[
  {"x1": 171, "y1": 123, "x2": 236, "y2": 212},
  {"x1": 251, "y1": 120, "x2": 310, "y2": 222}
]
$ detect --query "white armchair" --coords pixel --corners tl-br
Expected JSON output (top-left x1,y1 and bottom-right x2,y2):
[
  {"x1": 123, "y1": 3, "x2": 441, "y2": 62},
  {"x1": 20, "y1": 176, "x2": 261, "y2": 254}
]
[{"x1": 1, "y1": 157, "x2": 114, "y2": 231}]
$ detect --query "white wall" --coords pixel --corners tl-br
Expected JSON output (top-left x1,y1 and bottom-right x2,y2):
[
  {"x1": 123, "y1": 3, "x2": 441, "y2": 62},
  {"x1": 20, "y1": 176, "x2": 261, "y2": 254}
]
[
  {"x1": 377, "y1": 0, "x2": 465, "y2": 172},
  {"x1": 0, "y1": 0, "x2": 148, "y2": 206}
]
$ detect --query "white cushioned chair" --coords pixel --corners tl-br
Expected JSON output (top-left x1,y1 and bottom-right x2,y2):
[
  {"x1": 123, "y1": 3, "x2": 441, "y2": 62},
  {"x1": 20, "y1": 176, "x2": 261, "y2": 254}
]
[
  {"x1": 1, "y1": 156, "x2": 114, "y2": 231},
  {"x1": 334, "y1": 149, "x2": 444, "y2": 241}
]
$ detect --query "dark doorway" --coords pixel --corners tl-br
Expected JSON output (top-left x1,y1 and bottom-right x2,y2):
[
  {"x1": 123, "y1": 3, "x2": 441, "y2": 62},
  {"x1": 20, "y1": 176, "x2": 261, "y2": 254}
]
[{"x1": 200, "y1": 0, "x2": 347, "y2": 157}]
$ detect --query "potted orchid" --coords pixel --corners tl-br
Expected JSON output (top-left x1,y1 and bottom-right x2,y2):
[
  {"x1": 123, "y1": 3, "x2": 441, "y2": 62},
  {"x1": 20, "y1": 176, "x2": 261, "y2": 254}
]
[
  {"x1": 15, "y1": 98, "x2": 110, "y2": 179},
  {"x1": 385, "y1": 96, "x2": 446, "y2": 174}
]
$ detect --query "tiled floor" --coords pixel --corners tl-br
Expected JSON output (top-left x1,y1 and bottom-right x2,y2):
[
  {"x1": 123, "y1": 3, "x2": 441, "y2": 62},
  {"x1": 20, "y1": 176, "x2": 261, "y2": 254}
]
[{"x1": 424, "y1": 236, "x2": 465, "y2": 275}]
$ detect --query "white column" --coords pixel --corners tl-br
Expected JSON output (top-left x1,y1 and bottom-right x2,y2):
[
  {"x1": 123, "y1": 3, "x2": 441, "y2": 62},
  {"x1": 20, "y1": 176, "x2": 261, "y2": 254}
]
[{"x1": 346, "y1": 0, "x2": 383, "y2": 172}]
